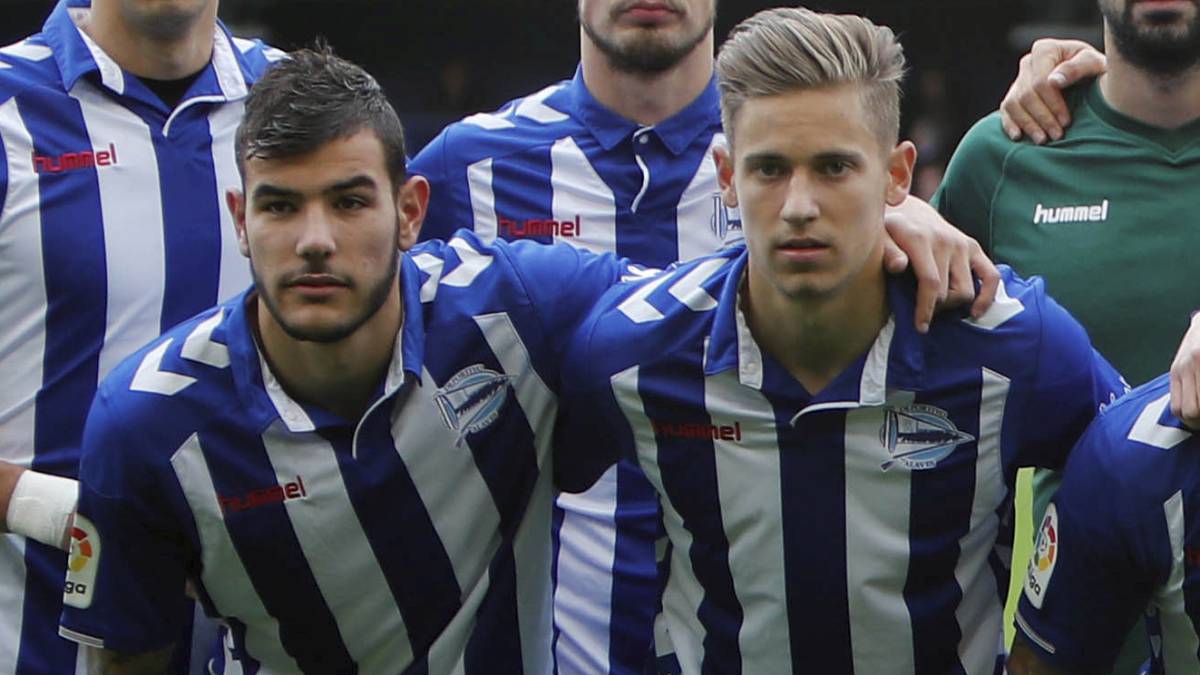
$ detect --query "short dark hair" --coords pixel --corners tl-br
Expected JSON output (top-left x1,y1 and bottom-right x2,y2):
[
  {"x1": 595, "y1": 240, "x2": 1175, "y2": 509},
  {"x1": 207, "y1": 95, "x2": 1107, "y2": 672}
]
[{"x1": 235, "y1": 45, "x2": 407, "y2": 189}]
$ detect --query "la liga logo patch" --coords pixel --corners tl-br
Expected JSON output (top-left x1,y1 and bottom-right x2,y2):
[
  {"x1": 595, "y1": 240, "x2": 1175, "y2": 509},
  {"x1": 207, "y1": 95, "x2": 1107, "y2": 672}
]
[
  {"x1": 1024, "y1": 503, "x2": 1059, "y2": 609},
  {"x1": 63, "y1": 514, "x2": 101, "y2": 609}
]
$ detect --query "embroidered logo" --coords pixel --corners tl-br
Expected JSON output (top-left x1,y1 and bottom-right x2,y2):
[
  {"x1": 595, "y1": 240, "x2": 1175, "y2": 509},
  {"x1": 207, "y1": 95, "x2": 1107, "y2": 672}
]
[
  {"x1": 878, "y1": 404, "x2": 974, "y2": 471},
  {"x1": 32, "y1": 143, "x2": 119, "y2": 174},
  {"x1": 1025, "y1": 504, "x2": 1059, "y2": 609},
  {"x1": 1032, "y1": 199, "x2": 1109, "y2": 225},
  {"x1": 63, "y1": 514, "x2": 101, "y2": 609},
  {"x1": 435, "y1": 364, "x2": 511, "y2": 445},
  {"x1": 499, "y1": 215, "x2": 582, "y2": 238},
  {"x1": 710, "y1": 193, "x2": 742, "y2": 242}
]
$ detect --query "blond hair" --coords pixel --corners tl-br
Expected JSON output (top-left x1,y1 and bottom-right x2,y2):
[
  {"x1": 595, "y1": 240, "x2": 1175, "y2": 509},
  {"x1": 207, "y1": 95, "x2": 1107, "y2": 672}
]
[{"x1": 716, "y1": 7, "x2": 906, "y2": 149}]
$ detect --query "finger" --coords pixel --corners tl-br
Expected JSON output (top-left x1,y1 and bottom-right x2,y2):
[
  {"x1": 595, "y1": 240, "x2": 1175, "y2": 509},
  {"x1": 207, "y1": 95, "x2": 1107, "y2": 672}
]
[
  {"x1": 943, "y1": 241, "x2": 975, "y2": 308},
  {"x1": 1030, "y1": 77, "x2": 1067, "y2": 140},
  {"x1": 998, "y1": 86, "x2": 1025, "y2": 141},
  {"x1": 905, "y1": 240, "x2": 940, "y2": 334},
  {"x1": 968, "y1": 245, "x2": 1000, "y2": 319},
  {"x1": 1017, "y1": 85, "x2": 1060, "y2": 143},
  {"x1": 1183, "y1": 354, "x2": 1200, "y2": 429},
  {"x1": 1171, "y1": 368, "x2": 1185, "y2": 419},
  {"x1": 1050, "y1": 49, "x2": 1108, "y2": 90},
  {"x1": 881, "y1": 233, "x2": 909, "y2": 274},
  {"x1": 1001, "y1": 93, "x2": 1047, "y2": 145}
]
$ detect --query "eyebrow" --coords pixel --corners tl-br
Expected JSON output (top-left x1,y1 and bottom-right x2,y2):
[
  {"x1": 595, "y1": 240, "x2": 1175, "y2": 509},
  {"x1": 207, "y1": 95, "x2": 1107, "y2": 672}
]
[{"x1": 250, "y1": 174, "x2": 379, "y2": 201}]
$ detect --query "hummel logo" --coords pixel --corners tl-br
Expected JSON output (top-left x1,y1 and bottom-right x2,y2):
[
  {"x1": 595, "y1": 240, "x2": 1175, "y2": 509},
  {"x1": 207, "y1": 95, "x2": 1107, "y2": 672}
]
[
  {"x1": 1033, "y1": 199, "x2": 1108, "y2": 225},
  {"x1": 32, "y1": 143, "x2": 119, "y2": 174},
  {"x1": 499, "y1": 215, "x2": 581, "y2": 238},
  {"x1": 652, "y1": 420, "x2": 743, "y2": 442},
  {"x1": 218, "y1": 475, "x2": 309, "y2": 514}
]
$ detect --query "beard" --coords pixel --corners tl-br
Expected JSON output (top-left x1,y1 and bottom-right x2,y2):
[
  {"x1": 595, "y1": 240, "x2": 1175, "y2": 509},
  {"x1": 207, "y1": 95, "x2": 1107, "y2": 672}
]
[
  {"x1": 1101, "y1": 0, "x2": 1200, "y2": 76},
  {"x1": 253, "y1": 247, "x2": 399, "y2": 344},
  {"x1": 581, "y1": 3, "x2": 715, "y2": 74}
]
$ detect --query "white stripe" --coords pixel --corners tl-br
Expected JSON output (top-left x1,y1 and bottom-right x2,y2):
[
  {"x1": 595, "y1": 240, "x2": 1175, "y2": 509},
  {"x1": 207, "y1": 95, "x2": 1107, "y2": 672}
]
[
  {"x1": 394, "y1": 369, "x2": 501, "y2": 673},
  {"x1": 444, "y1": 237, "x2": 494, "y2": 287},
  {"x1": 261, "y1": 429, "x2": 412, "y2": 671},
  {"x1": 964, "y1": 279, "x2": 1024, "y2": 330},
  {"x1": 462, "y1": 113, "x2": 515, "y2": 131},
  {"x1": 612, "y1": 365, "x2": 709, "y2": 673},
  {"x1": 0, "y1": 40, "x2": 52, "y2": 62},
  {"x1": 955, "y1": 368, "x2": 1011, "y2": 674},
  {"x1": 412, "y1": 252, "x2": 445, "y2": 303},
  {"x1": 474, "y1": 313, "x2": 555, "y2": 464},
  {"x1": 554, "y1": 465, "x2": 617, "y2": 674},
  {"x1": 207, "y1": 101, "x2": 253, "y2": 304},
  {"x1": 514, "y1": 85, "x2": 569, "y2": 124},
  {"x1": 708, "y1": 370, "x2": 792, "y2": 672},
  {"x1": 845, "y1": 391, "x2": 916, "y2": 672},
  {"x1": 130, "y1": 339, "x2": 196, "y2": 396},
  {"x1": 733, "y1": 302, "x2": 763, "y2": 389},
  {"x1": 211, "y1": 29, "x2": 248, "y2": 100},
  {"x1": 169, "y1": 433, "x2": 300, "y2": 672},
  {"x1": 675, "y1": 134, "x2": 727, "y2": 262},
  {"x1": 551, "y1": 137, "x2": 617, "y2": 254},
  {"x1": 1129, "y1": 393, "x2": 1192, "y2": 450},
  {"x1": 668, "y1": 258, "x2": 722, "y2": 312},
  {"x1": 71, "y1": 84, "x2": 169, "y2": 381},
  {"x1": 181, "y1": 309, "x2": 230, "y2": 369},
  {"x1": 617, "y1": 272, "x2": 672, "y2": 324},
  {"x1": 0, "y1": 535, "x2": 27, "y2": 675},
  {"x1": 0, "y1": 98, "x2": 46, "y2": 467},
  {"x1": 466, "y1": 158, "x2": 498, "y2": 242},
  {"x1": 1156, "y1": 490, "x2": 1200, "y2": 673},
  {"x1": 859, "y1": 317, "x2": 894, "y2": 407},
  {"x1": 257, "y1": 351, "x2": 314, "y2": 432},
  {"x1": 75, "y1": 28, "x2": 124, "y2": 94}
]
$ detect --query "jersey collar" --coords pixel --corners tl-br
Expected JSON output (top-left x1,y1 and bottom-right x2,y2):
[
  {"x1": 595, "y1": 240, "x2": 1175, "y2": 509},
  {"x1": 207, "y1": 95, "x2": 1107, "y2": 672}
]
[
  {"x1": 704, "y1": 247, "x2": 926, "y2": 403},
  {"x1": 563, "y1": 65, "x2": 722, "y2": 155},
  {"x1": 43, "y1": 0, "x2": 253, "y2": 103},
  {"x1": 222, "y1": 265, "x2": 425, "y2": 434}
]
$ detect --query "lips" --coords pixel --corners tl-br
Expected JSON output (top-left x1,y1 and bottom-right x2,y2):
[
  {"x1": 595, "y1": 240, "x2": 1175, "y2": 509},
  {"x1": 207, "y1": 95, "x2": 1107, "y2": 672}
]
[{"x1": 286, "y1": 273, "x2": 349, "y2": 289}]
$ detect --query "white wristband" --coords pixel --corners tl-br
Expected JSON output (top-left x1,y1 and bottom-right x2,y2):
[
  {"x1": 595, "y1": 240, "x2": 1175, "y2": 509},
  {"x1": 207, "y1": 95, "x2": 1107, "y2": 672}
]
[{"x1": 6, "y1": 471, "x2": 77, "y2": 549}]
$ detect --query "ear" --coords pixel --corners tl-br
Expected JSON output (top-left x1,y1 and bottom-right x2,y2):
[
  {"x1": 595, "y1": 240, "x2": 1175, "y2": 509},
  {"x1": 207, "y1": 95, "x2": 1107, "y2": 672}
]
[
  {"x1": 713, "y1": 145, "x2": 738, "y2": 208},
  {"x1": 885, "y1": 140, "x2": 917, "y2": 207},
  {"x1": 395, "y1": 175, "x2": 430, "y2": 251},
  {"x1": 227, "y1": 188, "x2": 250, "y2": 258}
]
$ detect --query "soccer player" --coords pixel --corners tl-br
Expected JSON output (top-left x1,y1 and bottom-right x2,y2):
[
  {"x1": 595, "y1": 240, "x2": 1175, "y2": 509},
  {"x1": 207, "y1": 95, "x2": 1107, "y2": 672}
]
[
  {"x1": 934, "y1": 1, "x2": 1200, "y2": 669},
  {"x1": 553, "y1": 8, "x2": 1126, "y2": 673},
  {"x1": 55, "y1": 46, "x2": 639, "y2": 674},
  {"x1": 410, "y1": 2, "x2": 1002, "y2": 669},
  {"x1": 0, "y1": 0, "x2": 279, "y2": 672},
  {"x1": 1006, "y1": 375, "x2": 1200, "y2": 674}
]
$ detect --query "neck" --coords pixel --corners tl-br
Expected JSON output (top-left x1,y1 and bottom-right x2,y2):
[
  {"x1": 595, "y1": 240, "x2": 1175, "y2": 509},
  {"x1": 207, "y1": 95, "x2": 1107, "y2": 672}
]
[
  {"x1": 1100, "y1": 31, "x2": 1200, "y2": 128},
  {"x1": 82, "y1": 0, "x2": 217, "y2": 81},
  {"x1": 255, "y1": 290, "x2": 402, "y2": 423},
  {"x1": 743, "y1": 265, "x2": 888, "y2": 395},
  {"x1": 579, "y1": 31, "x2": 714, "y2": 126}
]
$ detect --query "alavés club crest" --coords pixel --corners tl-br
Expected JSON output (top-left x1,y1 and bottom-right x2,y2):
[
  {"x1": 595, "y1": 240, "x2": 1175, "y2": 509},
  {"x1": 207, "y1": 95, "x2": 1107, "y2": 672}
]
[
  {"x1": 878, "y1": 404, "x2": 975, "y2": 471},
  {"x1": 435, "y1": 364, "x2": 511, "y2": 446}
]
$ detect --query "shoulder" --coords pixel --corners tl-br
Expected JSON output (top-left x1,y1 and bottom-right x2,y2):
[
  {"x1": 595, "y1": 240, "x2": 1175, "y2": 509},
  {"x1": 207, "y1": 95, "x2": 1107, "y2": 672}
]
[
  {"x1": 945, "y1": 265, "x2": 1046, "y2": 333},
  {"x1": 0, "y1": 35, "x2": 64, "y2": 105},
  {"x1": 410, "y1": 80, "x2": 583, "y2": 174},
  {"x1": 229, "y1": 35, "x2": 287, "y2": 81}
]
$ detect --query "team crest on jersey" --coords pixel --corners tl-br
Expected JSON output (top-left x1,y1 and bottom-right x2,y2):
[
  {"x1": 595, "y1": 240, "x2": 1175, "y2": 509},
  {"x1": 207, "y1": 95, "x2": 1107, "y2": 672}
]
[
  {"x1": 1024, "y1": 504, "x2": 1059, "y2": 609},
  {"x1": 435, "y1": 365, "x2": 511, "y2": 445},
  {"x1": 878, "y1": 404, "x2": 974, "y2": 471},
  {"x1": 710, "y1": 194, "x2": 742, "y2": 242},
  {"x1": 63, "y1": 514, "x2": 101, "y2": 609}
]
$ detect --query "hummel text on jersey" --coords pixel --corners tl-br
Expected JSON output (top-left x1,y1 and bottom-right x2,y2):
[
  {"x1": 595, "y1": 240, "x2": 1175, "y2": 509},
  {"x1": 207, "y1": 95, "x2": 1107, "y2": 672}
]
[
  {"x1": 1033, "y1": 199, "x2": 1108, "y2": 225},
  {"x1": 32, "y1": 143, "x2": 119, "y2": 174},
  {"x1": 219, "y1": 476, "x2": 309, "y2": 514},
  {"x1": 498, "y1": 215, "x2": 581, "y2": 238},
  {"x1": 652, "y1": 420, "x2": 743, "y2": 442}
]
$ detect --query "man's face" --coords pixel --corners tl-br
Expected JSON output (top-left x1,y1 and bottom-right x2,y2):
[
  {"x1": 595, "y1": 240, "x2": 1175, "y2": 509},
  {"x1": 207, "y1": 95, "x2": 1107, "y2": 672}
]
[
  {"x1": 1099, "y1": 0, "x2": 1200, "y2": 75},
  {"x1": 578, "y1": 0, "x2": 716, "y2": 73},
  {"x1": 230, "y1": 129, "x2": 425, "y2": 344},
  {"x1": 112, "y1": 0, "x2": 215, "y2": 40},
  {"x1": 715, "y1": 85, "x2": 914, "y2": 305}
]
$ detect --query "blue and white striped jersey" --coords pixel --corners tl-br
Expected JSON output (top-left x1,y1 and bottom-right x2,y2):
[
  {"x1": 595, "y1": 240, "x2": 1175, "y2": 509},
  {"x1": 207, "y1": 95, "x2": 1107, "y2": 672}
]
[
  {"x1": 0, "y1": 2, "x2": 280, "y2": 672},
  {"x1": 555, "y1": 248, "x2": 1126, "y2": 675},
  {"x1": 1016, "y1": 375, "x2": 1200, "y2": 675},
  {"x1": 59, "y1": 233, "x2": 629, "y2": 674},
  {"x1": 412, "y1": 68, "x2": 739, "y2": 674}
]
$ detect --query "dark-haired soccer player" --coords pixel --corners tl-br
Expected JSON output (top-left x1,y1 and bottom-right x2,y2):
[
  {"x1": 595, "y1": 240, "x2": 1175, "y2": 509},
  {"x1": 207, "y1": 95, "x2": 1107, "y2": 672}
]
[{"x1": 555, "y1": 8, "x2": 1125, "y2": 673}]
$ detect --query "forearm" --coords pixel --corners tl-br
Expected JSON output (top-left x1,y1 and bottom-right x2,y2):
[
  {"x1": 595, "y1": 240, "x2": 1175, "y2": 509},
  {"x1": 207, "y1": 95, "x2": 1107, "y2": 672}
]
[
  {"x1": 86, "y1": 645, "x2": 174, "y2": 675},
  {"x1": 1, "y1": 463, "x2": 78, "y2": 550},
  {"x1": 1007, "y1": 635, "x2": 1069, "y2": 675}
]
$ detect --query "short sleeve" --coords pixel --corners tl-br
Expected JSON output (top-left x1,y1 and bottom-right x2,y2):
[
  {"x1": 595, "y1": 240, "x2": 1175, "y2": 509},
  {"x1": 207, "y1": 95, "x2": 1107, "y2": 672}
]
[
  {"x1": 1015, "y1": 419, "x2": 1163, "y2": 673},
  {"x1": 58, "y1": 391, "x2": 191, "y2": 653}
]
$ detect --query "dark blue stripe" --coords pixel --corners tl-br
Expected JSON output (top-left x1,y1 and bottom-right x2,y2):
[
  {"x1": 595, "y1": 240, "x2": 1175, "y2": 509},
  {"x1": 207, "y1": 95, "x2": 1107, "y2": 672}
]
[
  {"x1": 549, "y1": 503, "x2": 565, "y2": 675},
  {"x1": 609, "y1": 460, "x2": 659, "y2": 672},
  {"x1": 200, "y1": 429, "x2": 355, "y2": 672},
  {"x1": 641, "y1": 357, "x2": 742, "y2": 675},
  {"x1": 154, "y1": 111, "x2": 222, "y2": 331},
  {"x1": 773, "y1": 398, "x2": 854, "y2": 673},
  {"x1": 492, "y1": 148, "x2": 554, "y2": 246},
  {"x1": 19, "y1": 89, "x2": 106, "y2": 675},
  {"x1": 322, "y1": 410, "x2": 462, "y2": 659},
  {"x1": 462, "y1": 542, "x2": 525, "y2": 674},
  {"x1": 902, "y1": 388, "x2": 980, "y2": 674}
]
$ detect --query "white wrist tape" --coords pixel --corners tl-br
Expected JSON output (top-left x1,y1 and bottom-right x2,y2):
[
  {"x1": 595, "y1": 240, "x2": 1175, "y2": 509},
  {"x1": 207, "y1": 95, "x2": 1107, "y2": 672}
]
[{"x1": 6, "y1": 471, "x2": 77, "y2": 549}]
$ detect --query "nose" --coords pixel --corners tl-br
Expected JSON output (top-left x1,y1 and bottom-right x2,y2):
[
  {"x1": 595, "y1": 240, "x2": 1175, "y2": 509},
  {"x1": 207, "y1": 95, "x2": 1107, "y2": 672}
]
[
  {"x1": 781, "y1": 173, "x2": 819, "y2": 226},
  {"x1": 294, "y1": 205, "x2": 336, "y2": 259}
]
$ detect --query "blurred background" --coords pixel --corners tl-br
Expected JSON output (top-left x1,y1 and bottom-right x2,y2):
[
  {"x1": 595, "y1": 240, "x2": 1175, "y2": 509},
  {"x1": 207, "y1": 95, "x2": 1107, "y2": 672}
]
[{"x1": 1, "y1": 0, "x2": 1107, "y2": 199}]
